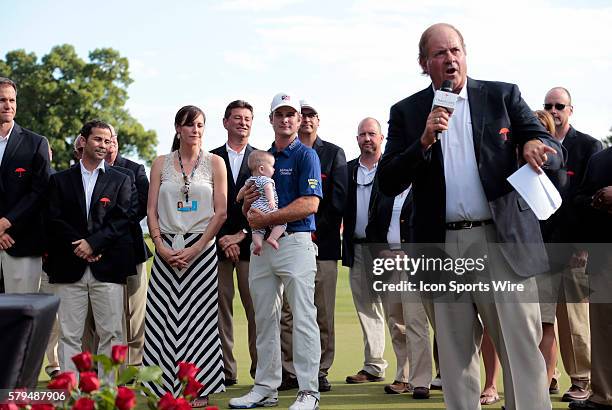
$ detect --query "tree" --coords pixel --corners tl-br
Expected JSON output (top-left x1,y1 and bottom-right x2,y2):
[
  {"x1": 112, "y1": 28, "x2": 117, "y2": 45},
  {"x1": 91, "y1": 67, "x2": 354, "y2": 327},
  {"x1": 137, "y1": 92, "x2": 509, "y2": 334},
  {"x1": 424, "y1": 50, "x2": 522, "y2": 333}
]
[{"x1": 0, "y1": 45, "x2": 157, "y2": 169}]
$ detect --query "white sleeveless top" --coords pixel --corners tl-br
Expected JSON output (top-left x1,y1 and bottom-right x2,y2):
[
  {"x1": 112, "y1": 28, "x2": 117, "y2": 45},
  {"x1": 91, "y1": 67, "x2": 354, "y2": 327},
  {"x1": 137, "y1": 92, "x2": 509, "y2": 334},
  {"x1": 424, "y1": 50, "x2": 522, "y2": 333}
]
[{"x1": 157, "y1": 151, "x2": 215, "y2": 237}]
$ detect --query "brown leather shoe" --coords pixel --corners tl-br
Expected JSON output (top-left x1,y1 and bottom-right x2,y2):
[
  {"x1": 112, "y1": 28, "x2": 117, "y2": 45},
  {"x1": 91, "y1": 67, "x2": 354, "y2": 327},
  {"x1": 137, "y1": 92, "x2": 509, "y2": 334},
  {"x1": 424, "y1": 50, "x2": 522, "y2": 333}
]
[
  {"x1": 562, "y1": 384, "x2": 591, "y2": 402},
  {"x1": 384, "y1": 381, "x2": 413, "y2": 394},
  {"x1": 345, "y1": 370, "x2": 384, "y2": 384},
  {"x1": 412, "y1": 386, "x2": 430, "y2": 399}
]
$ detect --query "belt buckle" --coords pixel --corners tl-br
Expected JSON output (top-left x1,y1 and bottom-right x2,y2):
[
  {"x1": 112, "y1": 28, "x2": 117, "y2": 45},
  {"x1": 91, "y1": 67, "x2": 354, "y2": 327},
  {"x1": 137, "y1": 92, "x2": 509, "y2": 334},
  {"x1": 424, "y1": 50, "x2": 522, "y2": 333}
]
[{"x1": 464, "y1": 221, "x2": 473, "y2": 229}]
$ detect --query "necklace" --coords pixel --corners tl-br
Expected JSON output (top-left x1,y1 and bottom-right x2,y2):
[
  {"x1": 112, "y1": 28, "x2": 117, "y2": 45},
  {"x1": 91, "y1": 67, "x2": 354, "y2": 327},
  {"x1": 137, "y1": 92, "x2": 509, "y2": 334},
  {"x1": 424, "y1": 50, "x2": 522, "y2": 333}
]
[{"x1": 177, "y1": 149, "x2": 201, "y2": 202}]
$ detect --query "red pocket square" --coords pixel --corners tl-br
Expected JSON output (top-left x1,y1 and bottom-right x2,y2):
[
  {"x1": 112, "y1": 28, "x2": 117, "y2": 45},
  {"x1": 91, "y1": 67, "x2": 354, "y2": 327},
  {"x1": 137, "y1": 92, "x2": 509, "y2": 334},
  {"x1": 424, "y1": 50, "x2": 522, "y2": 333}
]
[{"x1": 499, "y1": 128, "x2": 510, "y2": 141}]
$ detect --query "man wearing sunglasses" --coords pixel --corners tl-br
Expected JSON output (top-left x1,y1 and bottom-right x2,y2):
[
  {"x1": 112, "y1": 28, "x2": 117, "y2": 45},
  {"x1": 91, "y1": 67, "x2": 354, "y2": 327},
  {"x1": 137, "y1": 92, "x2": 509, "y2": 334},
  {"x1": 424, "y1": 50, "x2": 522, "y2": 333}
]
[
  {"x1": 343, "y1": 118, "x2": 394, "y2": 387},
  {"x1": 542, "y1": 87, "x2": 603, "y2": 403}
]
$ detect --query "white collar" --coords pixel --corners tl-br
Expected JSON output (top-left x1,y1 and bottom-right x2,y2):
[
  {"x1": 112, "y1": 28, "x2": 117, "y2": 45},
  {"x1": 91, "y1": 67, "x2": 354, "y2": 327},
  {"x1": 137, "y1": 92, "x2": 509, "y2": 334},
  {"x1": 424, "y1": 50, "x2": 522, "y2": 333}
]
[
  {"x1": 226, "y1": 142, "x2": 246, "y2": 155},
  {"x1": 80, "y1": 159, "x2": 105, "y2": 174}
]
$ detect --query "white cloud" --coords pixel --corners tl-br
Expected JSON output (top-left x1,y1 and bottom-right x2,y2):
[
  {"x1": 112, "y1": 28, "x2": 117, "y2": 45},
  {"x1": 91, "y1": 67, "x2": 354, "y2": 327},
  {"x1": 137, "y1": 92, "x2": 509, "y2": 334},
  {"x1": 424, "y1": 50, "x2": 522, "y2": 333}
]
[{"x1": 215, "y1": 0, "x2": 304, "y2": 12}]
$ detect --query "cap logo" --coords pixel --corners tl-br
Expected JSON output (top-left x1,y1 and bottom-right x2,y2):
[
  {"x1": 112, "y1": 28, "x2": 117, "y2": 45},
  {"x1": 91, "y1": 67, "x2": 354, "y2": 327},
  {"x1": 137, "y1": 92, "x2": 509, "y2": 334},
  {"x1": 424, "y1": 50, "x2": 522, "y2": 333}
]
[{"x1": 281, "y1": 95, "x2": 290, "y2": 101}]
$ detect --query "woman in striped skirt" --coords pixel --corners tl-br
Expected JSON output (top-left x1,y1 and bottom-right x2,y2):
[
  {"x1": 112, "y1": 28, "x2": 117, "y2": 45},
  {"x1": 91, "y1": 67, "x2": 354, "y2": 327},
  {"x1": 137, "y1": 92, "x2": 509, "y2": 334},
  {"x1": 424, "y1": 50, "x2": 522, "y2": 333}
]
[{"x1": 143, "y1": 105, "x2": 228, "y2": 407}]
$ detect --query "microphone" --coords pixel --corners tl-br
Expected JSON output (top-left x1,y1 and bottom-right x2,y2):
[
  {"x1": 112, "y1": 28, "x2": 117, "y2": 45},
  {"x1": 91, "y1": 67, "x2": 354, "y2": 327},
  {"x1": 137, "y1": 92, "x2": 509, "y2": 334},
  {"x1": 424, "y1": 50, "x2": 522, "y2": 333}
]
[{"x1": 432, "y1": 80, "x2": 458, "y2": 137}]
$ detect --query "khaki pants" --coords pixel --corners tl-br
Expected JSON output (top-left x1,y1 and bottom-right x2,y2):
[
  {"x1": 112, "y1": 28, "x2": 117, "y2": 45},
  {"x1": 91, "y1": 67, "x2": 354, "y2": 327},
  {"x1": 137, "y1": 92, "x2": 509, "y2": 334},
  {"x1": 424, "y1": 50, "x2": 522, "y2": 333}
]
[
  {"x1": 435, "y1": 225, "x2": 551, "y2": 410},
  {"x1": 218, "y1": 258, "x2": 257, "y2": 380},
  {"x1": 0, "y1": 252, "x2": 42, "y2": 293},
  {"x1": 125, "y1": 262, "x2": 148, "y2": 366},
  {"x1": 56, "y1": 268, "x2": 124, "y2": 373},
  {"x1": 281, "y1": 259, "x2": 338, "y2": 378},
  {"x1": 40, "y1": 271, "x2": 60, "y2": 374},
  {"x1": 349, "y1": 244, "x2": 388, "y2": 377},
  {"x1": 249, "y1": 233, "x2": 320, "y2": 396}
]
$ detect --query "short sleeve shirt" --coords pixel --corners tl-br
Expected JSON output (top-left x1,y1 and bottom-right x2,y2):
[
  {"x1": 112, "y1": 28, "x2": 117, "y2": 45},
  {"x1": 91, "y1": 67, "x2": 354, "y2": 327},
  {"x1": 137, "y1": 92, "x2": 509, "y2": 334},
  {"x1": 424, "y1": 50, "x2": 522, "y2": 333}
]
[{"x1": 269, "y1": 137, "x2": 323, "y2": 232}]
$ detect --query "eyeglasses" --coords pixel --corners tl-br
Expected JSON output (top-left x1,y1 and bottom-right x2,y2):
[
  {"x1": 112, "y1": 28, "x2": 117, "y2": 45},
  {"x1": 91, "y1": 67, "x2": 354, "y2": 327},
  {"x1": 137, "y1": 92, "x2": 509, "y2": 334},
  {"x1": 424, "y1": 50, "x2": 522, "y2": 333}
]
[{"x1": 543, "y1": 103, "x2": 570, "y2": 111}]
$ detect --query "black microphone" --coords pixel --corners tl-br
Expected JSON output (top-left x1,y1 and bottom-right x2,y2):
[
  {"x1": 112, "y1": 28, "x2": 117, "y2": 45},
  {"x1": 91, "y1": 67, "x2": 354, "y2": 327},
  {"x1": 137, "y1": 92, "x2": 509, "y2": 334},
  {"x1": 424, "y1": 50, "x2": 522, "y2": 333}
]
[{"x1": 432, "y1": 80, "x2": 458, "y2": 137}]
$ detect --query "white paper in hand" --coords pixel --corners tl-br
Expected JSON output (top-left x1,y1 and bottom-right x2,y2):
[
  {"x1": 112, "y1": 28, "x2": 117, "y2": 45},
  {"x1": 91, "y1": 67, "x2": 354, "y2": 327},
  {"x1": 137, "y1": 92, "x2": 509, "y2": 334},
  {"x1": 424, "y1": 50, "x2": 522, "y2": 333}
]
[{"x1": 507, "y1": 164, "x2": 562, "y2": 220}]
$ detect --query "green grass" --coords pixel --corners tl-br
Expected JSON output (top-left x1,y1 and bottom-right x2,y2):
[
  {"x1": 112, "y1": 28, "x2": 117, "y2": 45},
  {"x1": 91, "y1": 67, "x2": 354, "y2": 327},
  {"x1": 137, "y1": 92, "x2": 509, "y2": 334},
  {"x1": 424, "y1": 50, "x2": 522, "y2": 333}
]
[{"x1": 39, "y1": 258, "x2": 572, "y2": 409}]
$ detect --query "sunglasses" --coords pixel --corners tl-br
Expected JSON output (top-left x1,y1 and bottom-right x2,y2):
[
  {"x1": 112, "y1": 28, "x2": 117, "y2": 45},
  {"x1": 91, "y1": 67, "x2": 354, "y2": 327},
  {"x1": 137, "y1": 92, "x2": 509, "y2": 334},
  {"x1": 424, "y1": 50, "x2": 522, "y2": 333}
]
[{"x1": 543, "y1": 103, "x2": 570, "y2": 111}]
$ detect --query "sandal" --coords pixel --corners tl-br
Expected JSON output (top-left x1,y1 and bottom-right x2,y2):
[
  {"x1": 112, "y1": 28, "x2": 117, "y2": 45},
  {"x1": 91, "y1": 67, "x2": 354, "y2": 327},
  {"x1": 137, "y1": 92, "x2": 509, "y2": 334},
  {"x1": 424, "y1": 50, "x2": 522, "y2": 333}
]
[
  {"x1": 190, "y1": 396, "x2": 209, "y2": 408},
  {"x1": 480, "y1": 392, "x2": 500, "y2": 405}
]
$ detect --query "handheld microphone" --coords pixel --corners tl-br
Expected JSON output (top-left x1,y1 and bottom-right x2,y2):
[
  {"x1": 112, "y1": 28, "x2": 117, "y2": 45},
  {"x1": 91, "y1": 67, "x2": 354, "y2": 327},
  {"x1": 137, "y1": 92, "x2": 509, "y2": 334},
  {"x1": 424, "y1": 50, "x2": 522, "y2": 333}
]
[{"x1": 432, "y1": 80, "x2": 458, "y2": 137}]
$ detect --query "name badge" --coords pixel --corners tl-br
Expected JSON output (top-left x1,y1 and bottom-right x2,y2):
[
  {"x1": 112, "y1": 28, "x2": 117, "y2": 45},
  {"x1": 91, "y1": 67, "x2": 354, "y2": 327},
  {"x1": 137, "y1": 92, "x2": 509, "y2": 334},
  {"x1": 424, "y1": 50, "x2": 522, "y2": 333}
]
[{"x1": 177, "y1": 200, "x2": 198, "y2": 212}]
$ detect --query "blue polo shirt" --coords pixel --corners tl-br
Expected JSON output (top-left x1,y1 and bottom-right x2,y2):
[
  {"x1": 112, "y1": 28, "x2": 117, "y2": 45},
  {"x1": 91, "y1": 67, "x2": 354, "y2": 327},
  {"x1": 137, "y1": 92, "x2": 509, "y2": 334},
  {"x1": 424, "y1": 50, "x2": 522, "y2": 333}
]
[{"x1": 269, "y1": 137, "x2": 322, "y2": 232}]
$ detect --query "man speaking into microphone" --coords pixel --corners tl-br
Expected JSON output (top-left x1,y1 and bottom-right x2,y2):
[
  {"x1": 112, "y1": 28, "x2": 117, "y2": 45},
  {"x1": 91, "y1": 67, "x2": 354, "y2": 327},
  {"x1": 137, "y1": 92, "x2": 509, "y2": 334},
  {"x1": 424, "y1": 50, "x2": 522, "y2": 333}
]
[{"x1": 378, "y1": 23, "x2": 562, "y2": 410}]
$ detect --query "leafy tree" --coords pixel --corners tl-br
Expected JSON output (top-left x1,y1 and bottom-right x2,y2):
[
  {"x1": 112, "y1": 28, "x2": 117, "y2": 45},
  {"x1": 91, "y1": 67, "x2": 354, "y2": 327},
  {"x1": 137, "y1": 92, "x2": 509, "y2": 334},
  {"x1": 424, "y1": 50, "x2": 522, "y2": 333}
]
[{"x1": 0, "y1": 44, "x2": 157, "y2": 169}]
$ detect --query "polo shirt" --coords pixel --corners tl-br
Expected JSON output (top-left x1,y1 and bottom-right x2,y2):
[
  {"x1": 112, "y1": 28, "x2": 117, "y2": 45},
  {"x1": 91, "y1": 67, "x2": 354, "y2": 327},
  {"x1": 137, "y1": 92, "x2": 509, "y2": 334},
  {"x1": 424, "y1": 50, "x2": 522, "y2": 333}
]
[{"x1": 270, "y1": 136, "x2": 322, "y2": 232}]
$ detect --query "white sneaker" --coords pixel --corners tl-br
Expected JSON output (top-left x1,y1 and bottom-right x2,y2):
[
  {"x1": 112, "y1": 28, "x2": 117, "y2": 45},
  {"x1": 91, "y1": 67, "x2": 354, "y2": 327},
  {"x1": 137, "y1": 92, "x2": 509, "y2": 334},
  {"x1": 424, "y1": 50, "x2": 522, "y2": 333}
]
[
  {"x1": 228, "y1": 390, "x2": 278, "y2": 409},
  {"x1": 430, "y1": 375, "x2": 442, "y2": 390},
  {"x1": 288, "y1": 391, "x2": 320, "y2": 410}
]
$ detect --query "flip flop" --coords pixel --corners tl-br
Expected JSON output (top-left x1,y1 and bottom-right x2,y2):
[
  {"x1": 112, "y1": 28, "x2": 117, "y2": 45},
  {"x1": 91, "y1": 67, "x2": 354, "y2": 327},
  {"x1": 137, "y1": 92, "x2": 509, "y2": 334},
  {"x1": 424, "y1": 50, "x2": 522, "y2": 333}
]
[{"x1": 480, "y1": 392, "x2": 501, "y2": 405}]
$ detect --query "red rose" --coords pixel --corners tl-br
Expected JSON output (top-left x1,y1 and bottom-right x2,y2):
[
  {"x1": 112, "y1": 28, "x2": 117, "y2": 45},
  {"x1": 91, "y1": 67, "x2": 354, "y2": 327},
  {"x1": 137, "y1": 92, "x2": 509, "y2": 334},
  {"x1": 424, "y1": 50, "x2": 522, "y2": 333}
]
[
  {"x1": 0, "y1": 404, "x2": 19, "y2": 410},
  {"x1": 204, "y1": 407, "x2": 219, "y2": 410},
  {"x1": 31, "y1": 405, "x2": 55, "y2": 410},
  {"x1": 174, "y1": 398, "x2": 191, "y2": 410},
  {"x1": 79, "y1": 371, "x2": 100, "y2": 393},
  {"x1": 183, "y1": 377, "x2": 204, "y2": 399},
  {"x1": 115, "y1": 387, "x2": 136, "y2": 410},
  {"x1": 48, "y1": 372, "x2": 77, "y2": 391},
  {"x1": 72, "y1": 352, "x2": 93, "y2": 372},
  {"x1": 157, "y1": 393, "x2": 176, "y2": 410},
  {"x1": 111, "y1": 345, "x2": 128, "y2": 364},
  {"x1": 177, "y1": 362, "x2": 199, "y2": 381},
  {"x1": 72, "y1": 398, "x2": 94, "y2": 410}
]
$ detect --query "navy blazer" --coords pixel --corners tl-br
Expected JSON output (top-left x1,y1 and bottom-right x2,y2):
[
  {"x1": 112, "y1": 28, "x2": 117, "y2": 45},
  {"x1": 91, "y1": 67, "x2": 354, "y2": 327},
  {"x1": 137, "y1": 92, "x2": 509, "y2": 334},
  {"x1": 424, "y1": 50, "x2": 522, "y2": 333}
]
[
  {"x1": 211, "y1": 143, "x2": 255, "y2": 261},
  {"x1": 379, "y1": 78, "x2": 563, "y2": 277},
  {"x1": 0, "y1": 123, "x2": 50, "y2": 256},
  {"x1": 311, "y1": 137, "x2": 347, "y2": 261},
  {"x1": 45, "y1": 163, "x2": 135, "y2": 284},
  {"x1": 366, "y1": 189, "x2": 414, "y2": 245},
  {"x1": 114, "y1": 154, "x2": 152, "y2": 263}
]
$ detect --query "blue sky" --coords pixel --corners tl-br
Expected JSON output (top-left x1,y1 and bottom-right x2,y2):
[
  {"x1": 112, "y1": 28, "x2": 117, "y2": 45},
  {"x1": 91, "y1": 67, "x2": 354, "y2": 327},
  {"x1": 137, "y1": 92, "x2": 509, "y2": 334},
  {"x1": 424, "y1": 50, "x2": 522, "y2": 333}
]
[{"x1": 4, "y1": 0, "x2": 612, "y2": 160}]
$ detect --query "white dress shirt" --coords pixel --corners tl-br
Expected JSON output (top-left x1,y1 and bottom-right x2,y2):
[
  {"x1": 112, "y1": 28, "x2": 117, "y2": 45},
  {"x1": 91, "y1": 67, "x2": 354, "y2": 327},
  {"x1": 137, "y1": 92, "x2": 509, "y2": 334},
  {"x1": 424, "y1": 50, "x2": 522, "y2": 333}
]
[
  {"x1": 226, "y1": 143, "x2": 246, "y2": 184},
  {"x1": 0, "y1": 122, "x2": 15, "y2": 166},
  {"x1": 80, "y1": 159, "x2": 106, "y2": 217},
  {"x1": 439, "y1": 85, "x2": 492, "y2": 222},
  {"x1": 354, "y1": 160, "x2": 378, "y2": 239}
]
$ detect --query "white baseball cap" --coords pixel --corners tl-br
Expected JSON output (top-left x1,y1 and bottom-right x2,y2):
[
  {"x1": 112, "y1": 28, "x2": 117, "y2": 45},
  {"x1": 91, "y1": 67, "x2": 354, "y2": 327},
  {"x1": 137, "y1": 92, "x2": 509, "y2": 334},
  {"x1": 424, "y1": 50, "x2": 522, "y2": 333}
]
[
  {"x1": 270, "y1": 92, "x2": 301, "y2": 113},
  {"x1": 300, "y1": 99, "x2": 318, "y2": 114}
]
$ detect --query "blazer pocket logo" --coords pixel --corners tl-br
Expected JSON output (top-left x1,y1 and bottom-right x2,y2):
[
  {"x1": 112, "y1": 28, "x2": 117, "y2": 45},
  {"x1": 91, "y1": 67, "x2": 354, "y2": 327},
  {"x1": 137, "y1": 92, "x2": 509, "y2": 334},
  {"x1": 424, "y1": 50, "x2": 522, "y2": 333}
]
[
  {"x1": 15, "y1": 167, "x2": 26, "y2": 177},
  {"x1": 100, "y1": 197, "x2": 111, "y2": 207}
]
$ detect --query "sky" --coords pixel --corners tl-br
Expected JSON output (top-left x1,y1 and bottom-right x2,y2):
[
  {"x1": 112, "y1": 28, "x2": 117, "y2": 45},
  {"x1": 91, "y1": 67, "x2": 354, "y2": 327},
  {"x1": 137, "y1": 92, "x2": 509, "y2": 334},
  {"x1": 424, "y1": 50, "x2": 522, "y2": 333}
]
[{"x1": 4, "y1": 0, "x2": 612, "y2": 161}]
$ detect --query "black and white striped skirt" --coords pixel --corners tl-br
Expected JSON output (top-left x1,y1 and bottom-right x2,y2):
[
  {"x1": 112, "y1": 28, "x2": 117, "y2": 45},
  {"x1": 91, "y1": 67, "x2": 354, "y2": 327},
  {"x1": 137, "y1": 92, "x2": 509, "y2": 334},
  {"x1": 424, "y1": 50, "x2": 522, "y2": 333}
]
[{"x1": 142, "y1": 233, "x2": 225, "y2": 397}]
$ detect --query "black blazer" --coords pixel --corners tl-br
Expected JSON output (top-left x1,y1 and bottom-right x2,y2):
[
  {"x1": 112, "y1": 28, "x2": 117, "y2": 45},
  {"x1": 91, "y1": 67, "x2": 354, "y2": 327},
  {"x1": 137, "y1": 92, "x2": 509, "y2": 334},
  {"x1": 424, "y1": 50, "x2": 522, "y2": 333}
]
[
  {"x1": 311, "y1": 137, "x2": 347, "y2": 261},
  {"x1": 366, "y1": 189, "x2": 414, "y2": 244},
  {"x1": 542, "y1": 126, "x2": 603, "y2": 242},
  {"x1": 114, "y1": 154, "x2": 152, "y2": 263},
  {"x1": 45, "y1": 163, "x2": 135, "y2": 284},
  {"x1": 379, "y1": 78, "x2": 563, "y2": 277},
  {"x1": 0, "y1": 123, "x2": 51, "y2": 256},
  {"x1": 574, "y1": 147, "x2": 612, "y2": 244},
  {"x1": 342, "y1": 157, "x2": 378, "y2": 268},
  {"x1": 211, "y1": 143, "x2": 255, "y2": 261}
]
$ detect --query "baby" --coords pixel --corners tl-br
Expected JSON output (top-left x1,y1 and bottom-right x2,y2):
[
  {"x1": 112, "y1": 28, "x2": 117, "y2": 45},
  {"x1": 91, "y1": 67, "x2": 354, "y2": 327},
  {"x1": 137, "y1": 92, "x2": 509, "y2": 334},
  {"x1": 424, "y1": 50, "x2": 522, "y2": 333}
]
[{"x1": 237, "y1": 150, "x2": 286, "y2": 255}]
